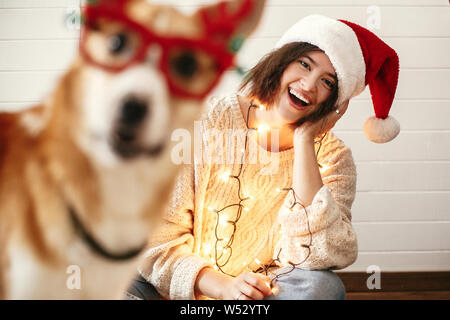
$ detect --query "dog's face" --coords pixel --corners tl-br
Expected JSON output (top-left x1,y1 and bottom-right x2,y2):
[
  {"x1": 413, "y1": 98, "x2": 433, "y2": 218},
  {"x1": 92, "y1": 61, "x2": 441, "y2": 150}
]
[
  {"x1": 51, "y1": 0, "x2": 265, "y2": 263},
  {"x1": 1, "y1": 0, "x2": 267, "y2": 299},
  {"x1": 75, "y1": 0, "x2": 265, "y2": 166}
]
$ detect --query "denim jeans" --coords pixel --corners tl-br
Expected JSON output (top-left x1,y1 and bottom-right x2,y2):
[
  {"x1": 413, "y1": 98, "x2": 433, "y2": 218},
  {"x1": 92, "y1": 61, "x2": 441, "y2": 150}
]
[{"x1": 124, "y1": 267, "x2": 346, "y2": 300}]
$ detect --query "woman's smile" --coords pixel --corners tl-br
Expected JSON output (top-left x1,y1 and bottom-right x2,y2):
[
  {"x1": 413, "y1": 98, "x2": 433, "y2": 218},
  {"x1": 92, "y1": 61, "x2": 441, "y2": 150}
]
[{"x1": 287, "y1": 86, "x2": 312, "y2": 110}]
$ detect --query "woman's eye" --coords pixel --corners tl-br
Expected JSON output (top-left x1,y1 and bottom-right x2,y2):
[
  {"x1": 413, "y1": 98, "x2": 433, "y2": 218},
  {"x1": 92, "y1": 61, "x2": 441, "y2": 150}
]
[
  {"x1": 323, "y1": 79, "x2": 335, "y2": 89},
  {"x1": 299, "y1": 60, "x2": 310, "y2": 69},
  {"x1": 171, "y1": 51, "x2": 199, "y2": 78},
  {"x1": 108, "y1": 33, "x2": 128, "y2": 55}
]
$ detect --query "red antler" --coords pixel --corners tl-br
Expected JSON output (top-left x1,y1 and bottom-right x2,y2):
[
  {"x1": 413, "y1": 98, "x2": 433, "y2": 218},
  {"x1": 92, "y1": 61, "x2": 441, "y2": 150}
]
[
  {"x1": 84, "y1": 0, "x2": 129, "y2": 18},
  {"x1": 86, "y1": 0, "x2": 128, "y2": 9},
  {"x1": 199, "y1": 0, "x2": 255, "y2": 41}
]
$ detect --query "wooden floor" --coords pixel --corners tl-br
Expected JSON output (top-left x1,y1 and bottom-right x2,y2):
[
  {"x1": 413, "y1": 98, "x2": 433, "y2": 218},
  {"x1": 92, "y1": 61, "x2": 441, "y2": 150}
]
[{"x1": 336, "y1": 272, "x2": 450, "y2": 300}]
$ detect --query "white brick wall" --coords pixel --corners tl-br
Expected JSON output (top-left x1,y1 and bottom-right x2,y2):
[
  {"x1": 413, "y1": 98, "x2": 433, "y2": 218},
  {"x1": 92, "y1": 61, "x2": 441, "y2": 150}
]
[{"x1": 1, "y1": 0, "x2": 449, "y2": 272}]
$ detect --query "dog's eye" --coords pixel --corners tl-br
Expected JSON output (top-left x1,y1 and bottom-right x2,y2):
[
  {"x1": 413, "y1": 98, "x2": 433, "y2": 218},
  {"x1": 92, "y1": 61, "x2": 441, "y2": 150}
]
[
  {"x1": 170, "y1": 51, "x2": 198, "y2": 78},
  {"x1": 109, "y1": 33, "x2": 128, "y2": 55}
]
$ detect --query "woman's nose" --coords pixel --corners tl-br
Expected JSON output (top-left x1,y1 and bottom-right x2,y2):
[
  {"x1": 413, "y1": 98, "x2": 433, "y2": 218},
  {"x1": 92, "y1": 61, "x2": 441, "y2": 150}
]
[{"x1": 300, "y1": 75, "x2": 317, "y2": 93}]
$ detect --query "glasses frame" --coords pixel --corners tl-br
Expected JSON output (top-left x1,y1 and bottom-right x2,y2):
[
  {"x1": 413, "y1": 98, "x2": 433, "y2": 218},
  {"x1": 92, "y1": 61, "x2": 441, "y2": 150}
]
[{"x1": 79, "y1": 2, "x2": 237, "y2": 100}]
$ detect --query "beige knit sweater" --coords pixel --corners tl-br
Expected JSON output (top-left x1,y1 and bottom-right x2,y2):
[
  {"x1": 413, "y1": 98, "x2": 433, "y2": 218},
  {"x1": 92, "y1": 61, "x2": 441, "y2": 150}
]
[{"x1": 139, "y1": 94, "x2": 358, "y2": 300}]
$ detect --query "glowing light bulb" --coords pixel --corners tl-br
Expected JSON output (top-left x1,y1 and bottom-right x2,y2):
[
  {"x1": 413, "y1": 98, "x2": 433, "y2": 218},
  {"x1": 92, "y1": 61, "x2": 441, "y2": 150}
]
[
  {"x1": 259, "y1": 104, "x2": 266, "y2": 111},
  {"x1": 254, "y1": 258, "x2": 262, "y2": 266},
  {"x1": 218, "y1": 215, "x2": 229, "y2": 226},
  {"x1": 319, "y1": 164, "x2": 329, "y2": 173},
  {"x1": 220, "y1": 171, "x2": 231, "y2": 182},
  {"x1": 257, "y1": 123, "x2": 270, "y2": 133},
  {"x1": 276, "y1": 188, "x2": 281, "y2": 193},
  {"x1": 203, "y1": 246, "x2": 212, "y2": 255},
  {"x1": 243, "y1": 191, "x2": 253, "y2": 200},
  {"x1": 244, "y1": 207, "x2": 249, "y2": 212},
  {"x1": 271, "y1": 285, "x2": 279, "y2": 295}
]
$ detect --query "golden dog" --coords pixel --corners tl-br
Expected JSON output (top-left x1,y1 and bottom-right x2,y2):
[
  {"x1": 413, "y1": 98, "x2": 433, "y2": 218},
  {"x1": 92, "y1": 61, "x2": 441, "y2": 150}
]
[{"x1": 0, "y1": 0, "x2": 265, "y2": 299}]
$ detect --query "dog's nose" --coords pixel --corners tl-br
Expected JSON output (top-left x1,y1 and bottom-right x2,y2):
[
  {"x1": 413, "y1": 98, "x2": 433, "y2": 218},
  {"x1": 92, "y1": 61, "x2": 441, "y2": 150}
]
[{"x1": 119, "y1": 98, "x2": 149, "y2": 126}]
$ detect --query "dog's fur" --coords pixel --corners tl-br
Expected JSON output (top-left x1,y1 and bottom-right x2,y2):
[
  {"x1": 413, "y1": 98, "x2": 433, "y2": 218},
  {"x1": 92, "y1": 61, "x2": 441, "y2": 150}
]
[{"x1": 0, "y1": 0, "x2": 265, "y2": 299}]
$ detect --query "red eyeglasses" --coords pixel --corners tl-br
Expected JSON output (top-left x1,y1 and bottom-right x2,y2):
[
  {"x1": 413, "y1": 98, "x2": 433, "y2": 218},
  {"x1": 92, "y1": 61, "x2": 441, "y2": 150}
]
[{"x1": 80, "y1": 0, "x2": 254, "y2": 100}]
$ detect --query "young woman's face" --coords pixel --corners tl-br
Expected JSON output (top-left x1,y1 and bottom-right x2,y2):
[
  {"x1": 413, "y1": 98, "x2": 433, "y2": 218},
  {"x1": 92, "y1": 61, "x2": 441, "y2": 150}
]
[{"x1": 274, "y1": 50, "x2": 337, "y2": 124}]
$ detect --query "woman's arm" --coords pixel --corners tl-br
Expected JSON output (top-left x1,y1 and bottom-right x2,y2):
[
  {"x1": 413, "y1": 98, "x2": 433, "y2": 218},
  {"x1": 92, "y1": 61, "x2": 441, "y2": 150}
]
[
  {"x1": 291, "y1": 100, "x2": 348, "y2": 205},
  {"x1": 276, "y1": 131, "x2": 358, "y2": 270},
  {"x1": 139, "y1": 164, "x2": 213, "y2": 300},
  {"x1": 139, "y1": 98, "x2": 221, "y2": 300},
  {"x1": 274, "y1": 101, "x2": 357, "y2": 270},
  {"x1": 291, "y1": 134, "x2": 324, "y2": 206}
]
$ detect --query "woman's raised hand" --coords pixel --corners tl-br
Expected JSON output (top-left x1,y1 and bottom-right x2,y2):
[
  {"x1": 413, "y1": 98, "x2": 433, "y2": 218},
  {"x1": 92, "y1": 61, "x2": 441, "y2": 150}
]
[{"x1": 294, "y1": 100, "x2": 349, "y2": 144}]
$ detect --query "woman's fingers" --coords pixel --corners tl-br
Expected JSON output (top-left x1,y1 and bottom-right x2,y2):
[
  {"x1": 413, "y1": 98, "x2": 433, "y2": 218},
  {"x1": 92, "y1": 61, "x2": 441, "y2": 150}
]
[
  {"x1": 243, "y1": 272, "x2": 272, "y2": 297},
  {"x1": 235, "y1": 291, "x2": 252, "y2": 300},
  {"x1": 238, "y1": 282, "x2": 264, "y2": 300},
  {"x1": 320, "y1": 99, "x2": 350, "y2": 134},
  {"x1": 231, "y1": 272, "x2": 272, "y2": 300}
]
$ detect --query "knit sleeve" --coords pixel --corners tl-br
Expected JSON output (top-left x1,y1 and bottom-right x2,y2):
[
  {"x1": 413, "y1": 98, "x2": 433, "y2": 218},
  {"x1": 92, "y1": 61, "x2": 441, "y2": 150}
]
[
  {"x1": 137, "y1": 96, "x2": 227, "y2": 300},
  {"x1": 274, "y1": 133, "x2": 358, "y2": 270},
  {"x1": 138, "y1": 163, "x2": 212, "y2": 300}
]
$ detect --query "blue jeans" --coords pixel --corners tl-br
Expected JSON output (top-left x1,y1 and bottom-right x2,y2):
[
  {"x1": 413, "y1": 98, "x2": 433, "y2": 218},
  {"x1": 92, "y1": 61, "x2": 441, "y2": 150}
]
[
  {"x1": 265, "y1": 267, "x2": 346, "y2": 300},
  {"x1": 124, "y1": 267, "x2": 345, "y2": 300}
]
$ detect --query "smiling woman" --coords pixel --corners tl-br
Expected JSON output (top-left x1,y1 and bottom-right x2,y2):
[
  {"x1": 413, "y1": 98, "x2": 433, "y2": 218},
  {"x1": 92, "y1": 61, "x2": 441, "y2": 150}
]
[{"x1": 129, "y1": 14, "x2": 400, "y2": 301}]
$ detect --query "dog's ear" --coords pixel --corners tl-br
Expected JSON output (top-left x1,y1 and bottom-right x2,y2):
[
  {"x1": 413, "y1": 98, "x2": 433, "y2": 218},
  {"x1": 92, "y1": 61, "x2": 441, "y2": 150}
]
[{"x1": 196, "y1": 0, "x2": 266, "y2": 54}]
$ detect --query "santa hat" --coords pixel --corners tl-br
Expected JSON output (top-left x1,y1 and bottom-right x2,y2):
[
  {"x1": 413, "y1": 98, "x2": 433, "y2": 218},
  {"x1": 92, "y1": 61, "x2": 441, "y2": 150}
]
[{"x1": 276, "y1": 15, "x2": 400, "y2": 143}]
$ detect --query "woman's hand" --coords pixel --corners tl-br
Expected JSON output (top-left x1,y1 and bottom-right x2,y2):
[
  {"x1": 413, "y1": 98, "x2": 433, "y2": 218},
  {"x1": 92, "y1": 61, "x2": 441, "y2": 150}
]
[
  {"x1": 294, "y1": 100, "x2": 349, "y2": 144},
  {"x1": 220, "y1": 271, "x2": 272, "y2": 300},
  {"x1": 195, "y1": 267, "x2": 272, "y2": 300}
]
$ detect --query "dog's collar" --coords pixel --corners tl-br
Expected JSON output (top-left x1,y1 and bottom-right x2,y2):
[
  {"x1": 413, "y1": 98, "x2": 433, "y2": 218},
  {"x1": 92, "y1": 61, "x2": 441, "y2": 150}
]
[{"x1": 68, "y1": 205, "x2": 146, "y2": 261}]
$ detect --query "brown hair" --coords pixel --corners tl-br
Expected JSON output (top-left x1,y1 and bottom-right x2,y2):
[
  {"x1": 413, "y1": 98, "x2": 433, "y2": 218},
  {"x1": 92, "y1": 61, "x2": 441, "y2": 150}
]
[{"x1": 240, "y1": 42, "x2": 339, "y2": 126}]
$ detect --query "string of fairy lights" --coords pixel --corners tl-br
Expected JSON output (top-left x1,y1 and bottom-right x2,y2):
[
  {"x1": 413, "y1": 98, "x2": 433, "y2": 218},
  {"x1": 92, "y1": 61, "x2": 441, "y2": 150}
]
[{"x1": 207, "y1": 102, "x2": 329, "y2": 290}]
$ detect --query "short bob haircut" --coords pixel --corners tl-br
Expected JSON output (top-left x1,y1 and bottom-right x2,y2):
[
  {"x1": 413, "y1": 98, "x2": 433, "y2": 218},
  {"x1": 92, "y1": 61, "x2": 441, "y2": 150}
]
[{"x1": 240, "y1": 42, "x2": 339, "y2": 127}]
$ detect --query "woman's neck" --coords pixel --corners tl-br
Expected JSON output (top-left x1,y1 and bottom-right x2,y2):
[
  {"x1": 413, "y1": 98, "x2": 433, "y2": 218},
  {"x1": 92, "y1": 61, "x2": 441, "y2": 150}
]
[{"x1": 238, "y1": 95, "x2": 295, "y2": 152}]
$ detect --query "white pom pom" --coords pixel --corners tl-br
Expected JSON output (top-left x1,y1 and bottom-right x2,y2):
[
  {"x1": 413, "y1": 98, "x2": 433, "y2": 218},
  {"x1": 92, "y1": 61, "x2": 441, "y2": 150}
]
[{"x1": 363, "y1": 116, "x2": 400, "y2": 143}]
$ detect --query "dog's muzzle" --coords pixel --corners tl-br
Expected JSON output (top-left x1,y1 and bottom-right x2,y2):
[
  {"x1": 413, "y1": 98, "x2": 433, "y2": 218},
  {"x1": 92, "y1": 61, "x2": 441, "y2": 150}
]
[{"x1": 111, "y1": 97, "x2": 165, "y2": 159}]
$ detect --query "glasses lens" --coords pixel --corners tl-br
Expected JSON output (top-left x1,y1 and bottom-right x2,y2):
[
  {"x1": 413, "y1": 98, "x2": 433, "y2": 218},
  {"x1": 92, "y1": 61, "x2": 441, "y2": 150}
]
[
  {"x1": 168, "y1": 47, "x2": 221, "y2": 96},
  {"x1": 82, "y1": 17, "x2": 142, "y2": 70}
]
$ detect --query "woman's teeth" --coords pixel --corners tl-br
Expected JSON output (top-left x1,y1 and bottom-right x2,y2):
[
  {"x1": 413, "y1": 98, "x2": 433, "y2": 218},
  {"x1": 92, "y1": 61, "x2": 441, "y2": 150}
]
[{"x1": 288, "y1": 88, "x2": 310, "y2": 106}]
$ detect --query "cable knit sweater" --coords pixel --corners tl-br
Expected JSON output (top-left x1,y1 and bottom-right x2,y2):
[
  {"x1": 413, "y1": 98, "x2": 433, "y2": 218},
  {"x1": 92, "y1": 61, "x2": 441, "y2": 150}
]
[{"x1": 138, "y1": 94, "x2": 358, "y2": 300}]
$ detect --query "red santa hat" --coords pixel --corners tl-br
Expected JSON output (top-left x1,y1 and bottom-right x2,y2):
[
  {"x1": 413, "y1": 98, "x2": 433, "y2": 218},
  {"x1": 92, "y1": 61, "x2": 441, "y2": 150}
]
[{"x1": 276, "y1": 14, "x2": 400, "y2": 143}]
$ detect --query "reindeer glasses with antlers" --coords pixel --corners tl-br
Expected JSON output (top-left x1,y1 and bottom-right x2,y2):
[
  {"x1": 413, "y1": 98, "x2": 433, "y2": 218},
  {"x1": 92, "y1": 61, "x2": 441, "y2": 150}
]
[{"x1": 80, "y1": 0, "x2": 256, "y2": 100}]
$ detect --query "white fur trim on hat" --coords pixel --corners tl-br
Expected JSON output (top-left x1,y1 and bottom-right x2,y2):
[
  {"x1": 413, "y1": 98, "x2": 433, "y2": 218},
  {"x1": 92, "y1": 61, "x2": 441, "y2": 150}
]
[
  {"x1": 276, "y1": 14, "x2": 366, "y2": 107},
  {"x1": 363, "y1": 116, "x2": 400, "y2": 143}
]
